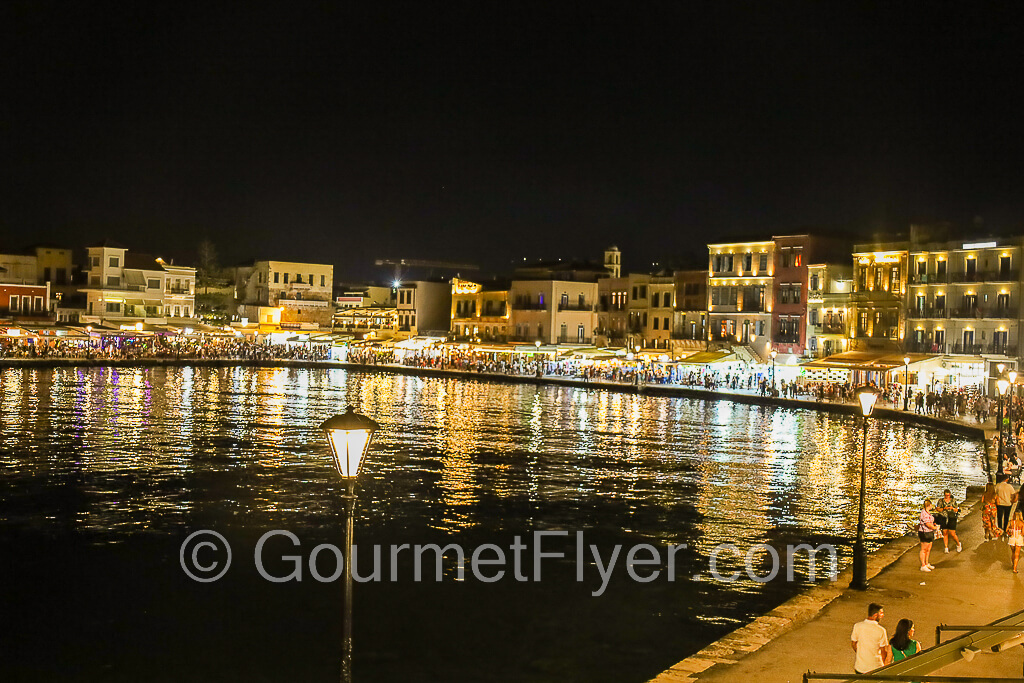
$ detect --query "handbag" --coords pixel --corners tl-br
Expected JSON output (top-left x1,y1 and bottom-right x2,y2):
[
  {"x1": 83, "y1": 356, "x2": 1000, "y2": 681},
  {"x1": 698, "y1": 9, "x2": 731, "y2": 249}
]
[{"x1": 933, "y1": 513, "x2": 947, "y2": 529}]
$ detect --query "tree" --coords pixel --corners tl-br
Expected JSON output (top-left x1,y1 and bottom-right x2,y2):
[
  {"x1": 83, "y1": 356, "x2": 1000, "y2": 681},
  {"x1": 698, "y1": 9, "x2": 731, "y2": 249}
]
[{"x1": 197, "y1": 239, "x2": 219, "y2": 286}]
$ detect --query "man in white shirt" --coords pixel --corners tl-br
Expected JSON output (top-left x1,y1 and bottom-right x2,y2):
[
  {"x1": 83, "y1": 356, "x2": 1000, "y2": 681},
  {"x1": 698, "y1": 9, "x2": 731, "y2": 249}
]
[
  {"x1": 995, "y1": 474, "x2": 1016, "y2": 535},
  {"x1": 851, "y1": 603, "x2": 891, "y2": 674}
]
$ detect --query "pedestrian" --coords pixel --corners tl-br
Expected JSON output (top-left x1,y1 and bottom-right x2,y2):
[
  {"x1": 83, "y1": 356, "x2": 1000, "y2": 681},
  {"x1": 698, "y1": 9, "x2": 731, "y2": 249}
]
[
  {"x1": 1009, "y1": 510, "x2": 1024, "y2": 573},
  {"x1": 995, "y1": 474, "x2": 1016, "y2": 537},
  {"x1": 851, "y1": 603, "x2": 891, "y2": 674},
  {"x1": 982, "y1": 481, "x2": 1002, "y2": 540},
  {"x1": 889, "y1": 618, "x2": 920, "y2": 662},
  {"x1": 935, "y1": 489, "x2": 962, "y2": 553},
  {"x1": 918, "y1": 499, "x2": 938, "y2": 571}
]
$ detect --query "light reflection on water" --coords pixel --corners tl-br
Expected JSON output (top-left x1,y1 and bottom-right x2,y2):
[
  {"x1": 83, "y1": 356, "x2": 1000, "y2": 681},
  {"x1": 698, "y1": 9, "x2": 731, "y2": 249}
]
[{"x1": 0, "y1": 366, "x2": 986, "y2": 681}]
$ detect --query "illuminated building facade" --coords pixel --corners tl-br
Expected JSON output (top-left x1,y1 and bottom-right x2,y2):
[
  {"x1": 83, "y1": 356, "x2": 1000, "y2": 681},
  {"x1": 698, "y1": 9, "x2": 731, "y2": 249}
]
[
  {"x1": 236, "y1": 260, "x2": 334, "y2": 327},
  {"x1": 805, "y1": 263, "x2": 852, "y2": 358},
  {"x1": 707, "y1": 239, "x2": 774, "y2": 353},
  {"x1": 450, "y1": 278, "x2": 510, "y2": 341},
  {"x1": 510, "y1": 279, "x2": 598, "y2": 345},
  {"x1": 597, "y1": 273, "x2": 674, "y2": 349},
  {"x1": 905, "y1": 237, "x2": 1022, "y2": 361},
  {"x1": 81, "y1": 245, "x2": 196, "y2": 323},
  {"x1": 850, "y1": 242, "x2": 909, "y2": 350},
  {"x1": 672, "y1": 269, "x2": 708, "y2": 342}
]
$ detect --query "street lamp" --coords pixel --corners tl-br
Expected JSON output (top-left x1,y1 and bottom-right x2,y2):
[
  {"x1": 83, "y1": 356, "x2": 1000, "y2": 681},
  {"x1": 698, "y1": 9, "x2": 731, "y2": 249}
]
[
  {"x1": 903, "y1": 356, "x2": 911, "y2": 411},
  {"x1": 997, "y1": 378, "x2": 1009, "y2": 477},
  {"x1": 1010, "y1": 370, "x2": 1019, "y2": 437},
  {"x1": 770, "y1": 349, "x2": 778, "y2": 392},
  {"x1": 535, "y1": 339, "x2": 543, "y2": 377},
  {"x1": 851, "y1": 384, "x2": 879, "y2": 591},
  {"x1": 320, "y1": 406, "x2": 381, "y2": 683}
]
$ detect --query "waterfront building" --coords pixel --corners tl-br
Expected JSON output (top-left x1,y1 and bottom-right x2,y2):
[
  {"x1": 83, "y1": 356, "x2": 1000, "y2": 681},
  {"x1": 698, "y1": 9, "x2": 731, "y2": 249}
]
[
  {"x1": 707, "y1": 239, "x2": 774, "y2": 356},
  {"x1": 849, "y1": 240, "x2": 910, "y2": 352},
  {"x1": 905, "y1": 235, "x2": 1022, "y2": 389},
  {"x1": 396, "y1": 280, "x2": 452, "y2": 336},
  {"x1": 597, "y1": 272, "x2": 675, "y2": 349},
  {"x1": 510, "y1": 279, "x2": 598, "y2": 345},
  {"x1": 80, "y1": 244, "x2": 196, "y2": 324},
  {"x1": 805, "y1": 263, "x2": 852, "y2": 358},
  {"x1": 235, "y1": 260, "x2": 334, "y2": 328},
  {"x1": 450, "y1": 278, "x2": 510, "y2": 342},
  {"x1": 670, "y1": 269, "x2": 708, "y2": 356},
  {"x1": 771, "y1": 235, "x2": 850, "y2": 360},
  {"x1": 334, "y1": 286, "x2": 393, "y2": 310}
]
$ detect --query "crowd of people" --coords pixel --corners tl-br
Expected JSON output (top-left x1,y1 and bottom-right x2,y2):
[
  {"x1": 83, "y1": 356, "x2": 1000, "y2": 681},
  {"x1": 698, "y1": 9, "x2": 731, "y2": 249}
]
[{"x1": 0, "y1": 335, "x2": 330, "y2": 361}]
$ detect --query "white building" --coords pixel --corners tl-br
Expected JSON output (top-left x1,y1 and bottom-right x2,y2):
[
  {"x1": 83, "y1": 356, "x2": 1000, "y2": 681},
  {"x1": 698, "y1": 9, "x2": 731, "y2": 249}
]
[
  {"x1": 235, "y1": 260, "x2": 334, "y2": 327},
  {"x1": 80, "y1": 244, "x2": 196, "y2": 324}
]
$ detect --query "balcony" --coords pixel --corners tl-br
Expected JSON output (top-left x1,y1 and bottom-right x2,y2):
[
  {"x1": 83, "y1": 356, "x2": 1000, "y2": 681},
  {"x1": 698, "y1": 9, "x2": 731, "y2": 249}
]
[
  {"x1": 511, "y1": 302, "x2": 548, "y2": 311},
  {"x1": 820, "y1": 324, "x2": 846, "y2": 335},
  {"x1": 557, "y1": 336, "x2": 593, "y2": 344},
  {"x1": 908, "y1": 273, "x2": 948, "y2": 285},
  {"x1": 166, "y1": 287, "x2": 192, "y2": 295},
  {"x1": 557, "y1": 302, "x2": 594, "y2": 312},
  {"x1": 773, "y1": 334, "x2": 801, "y2": 344},
  {"x1": 950, "y1": 269, "x2": 1019, "y2": 283},
  {"x1": 950, "y1": 306, "x2": 1015, "y2": 319}
]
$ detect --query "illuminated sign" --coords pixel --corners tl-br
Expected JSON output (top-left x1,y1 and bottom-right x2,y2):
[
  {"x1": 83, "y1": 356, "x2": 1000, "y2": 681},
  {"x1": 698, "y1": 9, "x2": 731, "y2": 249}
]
[
  {"x1": 963, "y1": 241, "x2": 997, "y2": 249},
  {"x1": 452, "y1": 278, "x2": 482, "y2": 295}
]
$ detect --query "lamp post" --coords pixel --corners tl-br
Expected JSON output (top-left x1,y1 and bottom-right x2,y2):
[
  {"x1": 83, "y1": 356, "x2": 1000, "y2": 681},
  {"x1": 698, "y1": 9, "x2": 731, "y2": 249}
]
[
  {"x1": 1009, "y1": 370, "x2": 1018, "y2": 438},
  {"x1": 770, "y1": 349, "x2": 778, "y2": 393},
  {"x1": 535, "y1": 339, "x2": 543, "y2": 377},
  {"x1": 851, "y1": 385, "x2": 879, "y2": 591},
  {"x1": 903, "y1": 356, "x2": 911, "y2": 411},
  {"x1": 320, "y1": 406, "x2": 381, "y2": 683},
  {"x1": 997, "y1": 378, "x2": 1009, "y2": 477}
]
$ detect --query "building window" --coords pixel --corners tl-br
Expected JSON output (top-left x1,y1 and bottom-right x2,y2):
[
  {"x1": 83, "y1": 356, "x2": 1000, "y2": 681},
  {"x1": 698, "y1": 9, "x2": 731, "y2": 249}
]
[
  {"x1": 794, "y1": 253, "x2": 802, "y2": 267},
  {"x1": 917, "y1": 260, "x2": 926, "y2": 276},
  {"x1": 91, "y1": 256, "x2": 100, "y2": 267},
  {"x1": 273, "y1": 272, "x2": 279, "y2": 284},
  {"x1": 561, "y1": 293, "x2": 569, "y2": 307},
  {"x1": 744, "y1": 253, "x2": 752, "y2": 272},
  {"x1": 284, "y1": 273, "x2": 289, "y2": 284},
  {"x1": 109, "y1": 257, "x2": 119, "y2": 267},
  {"x1": 935, "y1": 294, "x2": 946, "y2": 311},
  {"x1": 652, "y1": 292, "x2": 660, "y2": 307},
  {"x1": 321, "y1": 275, "x2": 326, "y2": 286},
  {"x1": 653, "y1": 318, "x2": 659, "y2": 330},
  {"x1": 107, "y1": 302, "x2": 121, "y2": 313},
  {"x1": 106, "y1": 276, "x2": 119, "y2": 287},
  {"x1": 34, "y1": 296, "x2": 43, "y2": 311},
  {"x1": 148, "y1": 279, "x2": 160, "y2": 289},
  {"x1": 937, "y1": 260, "x2": 947, "y2": 278},
  {"x1": 9, "y1": 295, "x2": 18, "y2": 310},
  {"x1": 639, "y1": 285, "x2": 647, "y2": 299},
  {"x1": 759, "y1": 253, "x2": 768, "y2": 271}
]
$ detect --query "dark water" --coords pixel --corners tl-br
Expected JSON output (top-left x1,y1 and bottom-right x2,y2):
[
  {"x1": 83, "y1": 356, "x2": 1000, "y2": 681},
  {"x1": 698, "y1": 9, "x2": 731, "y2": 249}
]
[{"x1": 0, "y1": 367, "x2": 985, "y2": 682}]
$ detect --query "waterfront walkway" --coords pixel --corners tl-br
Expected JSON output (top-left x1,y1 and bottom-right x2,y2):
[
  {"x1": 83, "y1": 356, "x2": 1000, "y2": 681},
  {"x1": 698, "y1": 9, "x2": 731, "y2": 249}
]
[{"x1": 652, "y1": 496, "x2": 1024, "y2": 682}]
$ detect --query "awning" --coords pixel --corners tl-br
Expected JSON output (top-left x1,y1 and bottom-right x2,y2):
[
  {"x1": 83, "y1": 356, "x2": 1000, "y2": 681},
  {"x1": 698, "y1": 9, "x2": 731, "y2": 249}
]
[
  {"x1": 675, "y1": 350, "x2": 736, "y2": 365},
  {"x1": 801, "y1": 351, "x2": 939, "y2": 371}
]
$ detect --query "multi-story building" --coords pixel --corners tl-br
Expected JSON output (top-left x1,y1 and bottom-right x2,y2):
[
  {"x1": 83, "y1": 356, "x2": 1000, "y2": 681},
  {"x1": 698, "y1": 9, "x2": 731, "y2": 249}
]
[
  {"x1": 707, "y1": 239, "x2": 774, "y2": 355},
  {"x1": 850, "y1": 241, "x2": 910, "y2": 351},
  {"x1": 596, "y1": 276, "x2": 629, "y2": 346},
  {"x1": 450, "y1": 278, "x2": 510, "y2": 342},
  {"x1": 805, "y1": 263, "x2": 852, "y2": 358},
  {"x1": 397, "y1": 280, "x2": 452, "y2": 336},
  {"x1": 235, "y1": 260, "x2": 334, "y2": 327},
  {"x1": 80, "y1": 244, "x2": 196, "y2": 324},
  {"x1": 596, "y1": 272, "x2": 675, "y2": 349},
  {"x1": 771, "y1": 235, "x2": 850, "y2": 358},
  {"x1": 333, "y1": 306, "x2": 399, "y2": 339},
  {"x1": 510, "y1": 279, "x2": 598, "y2": 345},
  {"x1": 905, "y1": 236, "x2": 1022, "y2": 360},
  {"x1": 672, "y1": 270, "x2": 708, "y2": 343}
]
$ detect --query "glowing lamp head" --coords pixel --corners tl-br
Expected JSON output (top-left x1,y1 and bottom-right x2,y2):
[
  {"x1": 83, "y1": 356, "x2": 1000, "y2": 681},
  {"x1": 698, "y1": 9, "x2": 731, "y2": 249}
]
[
  {"x1": 903, "y1": 356, "x2": 910, "y2": 366},
  {"x1": 1011, "y1": 370, "x2": 1019, "y2": 384},
  {"x1": 770, "y1": 350, "x2": 777, "y2": 359},
  {"x1": 535, "y1": 340, "x2": 541, "y2": 348},
  {"x1": 998, "y1": 363, "x2": 1006, "y2": 374},
  {"x1": 998, "y1": 379, "x2": 1010, "y2": 396},
  {"x1": 856, "y1": 385, "x2": 880, "y2": 417},
  {"x1": 320, "y1": 406, "x2": 380, "y2": 478}
]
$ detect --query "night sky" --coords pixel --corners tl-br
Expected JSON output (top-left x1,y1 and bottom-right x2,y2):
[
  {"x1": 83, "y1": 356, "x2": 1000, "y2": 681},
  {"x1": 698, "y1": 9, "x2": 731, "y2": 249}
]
[{"x1": 3, "y1": 2, "x2": 1024, "y2": 277}]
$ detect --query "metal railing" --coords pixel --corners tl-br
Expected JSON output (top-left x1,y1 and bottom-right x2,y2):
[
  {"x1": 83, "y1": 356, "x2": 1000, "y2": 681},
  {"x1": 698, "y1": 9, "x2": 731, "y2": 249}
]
[
  {"x1": 557, "y1": 302, "x2": 594, "y2": 312},
  {"x1": 950, "y1": 269, "x2": 1019, "y2": 283},
  {"x1": 511, "y1": 302, "x2": 548, "y2": 310}
]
